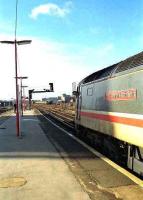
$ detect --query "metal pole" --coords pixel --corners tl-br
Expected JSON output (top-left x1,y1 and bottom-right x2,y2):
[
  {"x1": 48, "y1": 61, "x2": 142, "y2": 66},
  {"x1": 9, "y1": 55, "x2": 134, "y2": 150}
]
[
  {"x1": 14, "y1": 40, "x2": 20, "y2": 137},
  {"x1": 22, "y1": 86, "x2": 28, "y2": 112},
  {"x1": 29, "y1": 90, "x2": 31, "y2": 110},
  {"x1": 21, "y1": 79, "x2": 23, "y2": 116},
  {"x1": 23, "y1": 87, "x2": 25, "y2": 111}
]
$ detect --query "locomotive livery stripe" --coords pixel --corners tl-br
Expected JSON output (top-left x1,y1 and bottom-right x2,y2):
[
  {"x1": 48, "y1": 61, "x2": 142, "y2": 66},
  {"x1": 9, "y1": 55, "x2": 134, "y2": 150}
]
[{"x1": 80, "y1": 111, "x2": 143, "y2": 128}]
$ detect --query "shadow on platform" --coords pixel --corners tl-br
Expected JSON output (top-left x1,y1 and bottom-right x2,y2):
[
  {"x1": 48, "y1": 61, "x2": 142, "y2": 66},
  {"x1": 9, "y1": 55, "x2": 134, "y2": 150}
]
[{"x1": 0, "y1": 114, "x2": 98, "y2": 161}]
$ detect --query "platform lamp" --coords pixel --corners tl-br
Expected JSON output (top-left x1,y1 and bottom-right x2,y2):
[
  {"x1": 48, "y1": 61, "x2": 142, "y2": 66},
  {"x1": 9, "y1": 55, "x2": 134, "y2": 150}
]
[
  {"x1": 0, "y1": 40, "x2": 32, "y2": 137},
  {"x1": 17, "y1": 77, "x2": 28, "y2": 116}
]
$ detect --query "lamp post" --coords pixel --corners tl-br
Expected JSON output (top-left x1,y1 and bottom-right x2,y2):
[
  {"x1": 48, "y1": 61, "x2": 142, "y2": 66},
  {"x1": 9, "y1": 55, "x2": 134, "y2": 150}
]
[
  {"x1": 0, "y1": 40, "x2": 31, "y2": 137},
  {"x1": 22, "y1": 85, "x2": 28, "y2": 113},
  {"x1": 17, "y1": 76, "x2": 28, "y2": 116}
]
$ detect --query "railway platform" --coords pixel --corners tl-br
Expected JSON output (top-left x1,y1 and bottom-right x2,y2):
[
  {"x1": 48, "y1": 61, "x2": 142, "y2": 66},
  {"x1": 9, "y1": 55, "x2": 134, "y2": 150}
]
[
  {"x1": 0, "y1": 109, "x2": 142, "y2": 200},
  {"x1": 0, "y1": 110, "x2": 90, "y2": 200}
]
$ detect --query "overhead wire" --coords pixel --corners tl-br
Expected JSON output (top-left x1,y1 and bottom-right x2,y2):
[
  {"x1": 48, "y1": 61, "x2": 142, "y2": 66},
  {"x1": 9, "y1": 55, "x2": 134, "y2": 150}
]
[
  {"x1": 14, "y1": 0, "x2": 21, "y2": 76},
  {"x1": 15, "y1": 0, "x2": 19, "y2": 40}
]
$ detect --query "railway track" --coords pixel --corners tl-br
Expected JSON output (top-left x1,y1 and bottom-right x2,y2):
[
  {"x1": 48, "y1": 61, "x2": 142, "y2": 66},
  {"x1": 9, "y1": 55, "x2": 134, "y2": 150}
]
[
  {"x1": 0, "y1": 108, "x2": 12, "y2": 114},
  {"x1": 33, "y1": 103, "x2": 75, "y2": 128}
]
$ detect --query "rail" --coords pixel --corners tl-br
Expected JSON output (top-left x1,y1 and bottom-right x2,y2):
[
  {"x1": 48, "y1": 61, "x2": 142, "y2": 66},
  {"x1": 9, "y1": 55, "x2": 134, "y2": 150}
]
[{"x1": 33, "y1": 103, "x2": 75, "y2": 128}]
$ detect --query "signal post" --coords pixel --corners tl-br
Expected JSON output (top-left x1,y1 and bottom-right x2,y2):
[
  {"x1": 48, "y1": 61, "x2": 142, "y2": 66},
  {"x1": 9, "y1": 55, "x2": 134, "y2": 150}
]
[{"x1": 29, "y1": 83, "x2": 54, "y2": 109}]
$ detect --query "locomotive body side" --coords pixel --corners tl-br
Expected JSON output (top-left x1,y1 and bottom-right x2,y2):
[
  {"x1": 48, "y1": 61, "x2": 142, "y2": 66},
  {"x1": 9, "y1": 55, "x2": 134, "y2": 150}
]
[
  {"x1": 75, "y1": 52, "x2": 143, "y2": 176},
  {"x1": 76, "y1": 68, "x2": 143, "y2": 148}
]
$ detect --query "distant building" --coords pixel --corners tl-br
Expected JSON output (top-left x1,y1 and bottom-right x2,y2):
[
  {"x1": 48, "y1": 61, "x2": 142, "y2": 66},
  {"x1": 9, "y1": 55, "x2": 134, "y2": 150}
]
[
  {"x1": 61, "y1": 94, "x2": 71, "y2": 103},
  {"x1": 42, "y1": 94, "x2": 74, "y2": 105},
  {"x1": 42, "y1": 97, "x2": 58, "y2": 104}
]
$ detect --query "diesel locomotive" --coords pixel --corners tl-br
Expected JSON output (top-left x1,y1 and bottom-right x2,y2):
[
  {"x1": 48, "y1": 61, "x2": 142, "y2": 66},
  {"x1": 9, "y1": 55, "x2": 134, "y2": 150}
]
[{"x1": 74, "y1": 51, "x2": 143, "y2": 177}]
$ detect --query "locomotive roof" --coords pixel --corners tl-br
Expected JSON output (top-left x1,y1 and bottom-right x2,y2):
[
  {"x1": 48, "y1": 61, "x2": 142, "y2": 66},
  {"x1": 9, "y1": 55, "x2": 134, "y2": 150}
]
[{"x1": 81, "y1": 51, "x2": 143, "y2": 84}]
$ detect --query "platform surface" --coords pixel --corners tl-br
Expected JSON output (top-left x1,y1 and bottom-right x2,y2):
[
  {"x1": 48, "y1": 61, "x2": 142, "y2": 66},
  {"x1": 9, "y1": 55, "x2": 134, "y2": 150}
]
[{"x1": 0, "y1": 110, "x2": 90, "y2": 200}]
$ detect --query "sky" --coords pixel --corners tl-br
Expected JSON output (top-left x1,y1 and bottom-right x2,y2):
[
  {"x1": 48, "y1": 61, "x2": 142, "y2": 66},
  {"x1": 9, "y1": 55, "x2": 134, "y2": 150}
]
[{"x1": 0, "y1": 0, "x2": 143, "y2": 100}]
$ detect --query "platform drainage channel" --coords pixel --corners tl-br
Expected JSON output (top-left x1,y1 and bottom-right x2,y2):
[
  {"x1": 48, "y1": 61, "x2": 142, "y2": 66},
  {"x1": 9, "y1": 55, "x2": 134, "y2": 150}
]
[{"x1": 0, "y1": 177, "x2": 27, "y2": 188}]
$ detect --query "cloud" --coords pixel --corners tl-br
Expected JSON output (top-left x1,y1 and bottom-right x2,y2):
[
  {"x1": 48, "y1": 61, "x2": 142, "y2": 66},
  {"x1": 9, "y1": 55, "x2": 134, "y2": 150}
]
[
  {"x1": 0, "y1": 35, "x2": 16, "y2": 99},
  {"x1": 17, "y1": 38, "x2": 89, "y2": 98},
  {"x1": 0, "y1": 34, "x2": 89, "y2": 99},
  {"x1": 0, "y1": 33, "x2": 117, "y2": 100},
  {"x1": 30, "y1": 1, "x2": 72, "y2": 19}
]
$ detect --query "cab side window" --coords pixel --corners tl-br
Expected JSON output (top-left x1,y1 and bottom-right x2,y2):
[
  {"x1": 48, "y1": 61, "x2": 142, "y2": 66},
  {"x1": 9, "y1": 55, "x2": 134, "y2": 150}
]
[{"x1": 87, "y1": 88, "x2": 93, "y2": 96}]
